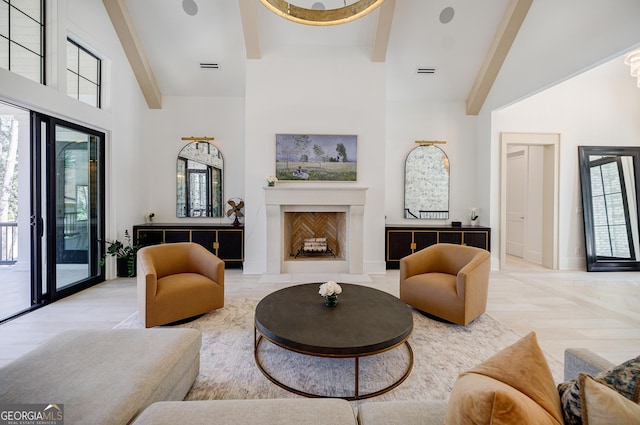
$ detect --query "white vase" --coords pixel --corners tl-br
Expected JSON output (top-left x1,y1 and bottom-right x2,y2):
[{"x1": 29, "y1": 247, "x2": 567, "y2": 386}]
[{"x1": 470, "y1": 218, "x2": 479, "y2": 227}]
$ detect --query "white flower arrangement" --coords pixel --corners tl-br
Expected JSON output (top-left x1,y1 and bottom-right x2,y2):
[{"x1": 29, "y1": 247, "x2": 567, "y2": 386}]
[
  {"x1": 145, "y1": 212, "x2": 155, "y2": 223},
  {"x1": 470, "y1": 207, "x2": 479, "y2": 221},
  {"x1": 266, "y1": 176, "x2": 278, "y2": 184},
  {"x1": 319, "y1": 281, "x2": 342, "y2": 297}
]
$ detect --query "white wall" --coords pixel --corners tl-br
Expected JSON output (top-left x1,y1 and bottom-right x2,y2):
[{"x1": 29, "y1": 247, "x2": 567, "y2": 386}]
[
  {"x1": 385, "y1": 100, "x2": 479, "y2": 225},
  {"x1": 475, "y1": 1, "x2": 640, "y2": 270},
  {"x1": 141, "y1": 96, "x2": 245, "y2": 225},
  {"x1": 243, "y1": 46, "x2": 386, "y2": 274},
  {"x1": 4, "y1": 1, "x2": 638, "y2": 277},
  {"x1": 493, "y1": 57, "x2": 640, "y2": 269}
]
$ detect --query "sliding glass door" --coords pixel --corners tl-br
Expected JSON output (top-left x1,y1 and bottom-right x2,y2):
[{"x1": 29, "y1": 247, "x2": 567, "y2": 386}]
[
  {"x1": 0, "y1": 100, "x2": 105, "y2": 322},
  {"x1": 0, "y1": 103, "x2": 31, "y2": 320},
  {"x1": 52, "y1": 123, "x2": 101, "y2": 290}
]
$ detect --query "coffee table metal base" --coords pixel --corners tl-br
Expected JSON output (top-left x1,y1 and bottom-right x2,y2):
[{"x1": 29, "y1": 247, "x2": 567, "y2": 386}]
[{"x1": 254, "y1": 329, "x2": 414, "y2": 401}]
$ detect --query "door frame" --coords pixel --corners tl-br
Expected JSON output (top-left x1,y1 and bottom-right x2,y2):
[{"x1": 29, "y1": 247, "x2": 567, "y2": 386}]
[
  {"x1": 500, "y1": 133, "x2": 559, "y2": 269},
  {"x1": 33, "y1": 114, "x2": 106, "y2": 304}
]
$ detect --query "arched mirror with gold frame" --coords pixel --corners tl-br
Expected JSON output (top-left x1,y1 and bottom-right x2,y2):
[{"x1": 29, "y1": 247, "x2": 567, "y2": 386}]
[
  {"x1": 404, "y1": 144, "x2": 450, "y2": 219},
  {"x1": 176, "y1": 141, "x2": 223, "y2": 218}
]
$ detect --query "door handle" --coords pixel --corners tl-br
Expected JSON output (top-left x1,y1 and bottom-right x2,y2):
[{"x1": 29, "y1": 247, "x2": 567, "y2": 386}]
[{"x1": 31, "y1": 216, "x2": 44, "y2": 237}]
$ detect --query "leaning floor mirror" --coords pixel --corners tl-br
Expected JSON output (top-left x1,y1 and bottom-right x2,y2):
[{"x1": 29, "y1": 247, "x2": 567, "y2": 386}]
[{"x1": 578, "y1": 146, "x2": 640, "y2": 271}]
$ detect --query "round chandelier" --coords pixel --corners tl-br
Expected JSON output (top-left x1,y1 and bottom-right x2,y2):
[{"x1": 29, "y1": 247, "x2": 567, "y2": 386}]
[{"x1": 258, "y1": 0, "x2": 385, "y2": 26}]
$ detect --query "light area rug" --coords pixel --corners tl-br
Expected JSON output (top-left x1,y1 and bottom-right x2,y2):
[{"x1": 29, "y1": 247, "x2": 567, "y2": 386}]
[{"x1": 115, "y1": 297, "x2": 563, "y2": 406}]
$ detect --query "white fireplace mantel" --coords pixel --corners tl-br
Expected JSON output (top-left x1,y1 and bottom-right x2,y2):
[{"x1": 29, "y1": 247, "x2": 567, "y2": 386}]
[{"x1": 264, "y1": 186, "x2": 368, "y2": 274}]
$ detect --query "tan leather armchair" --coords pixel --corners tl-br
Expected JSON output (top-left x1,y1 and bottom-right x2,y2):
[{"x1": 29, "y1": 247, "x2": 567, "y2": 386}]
[
  {"x1": 137, "y1": 242, "x2": 224, "y2": 328},
  {"x1": 400, "y1": 243, "x2": 490, "y2": 326}
]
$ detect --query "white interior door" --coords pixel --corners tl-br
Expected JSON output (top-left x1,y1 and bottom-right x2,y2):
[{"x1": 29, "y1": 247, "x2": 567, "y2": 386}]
[
  {"x1": 506, "y1": 148, "x2": 527, "y2": 257},
  {"x1": 500, "y1": 133, "x2": 559, "y2": 270}
]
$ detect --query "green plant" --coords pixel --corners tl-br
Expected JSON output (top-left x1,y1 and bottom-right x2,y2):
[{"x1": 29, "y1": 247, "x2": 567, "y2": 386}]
[{"x1": 99, "y1": 230, "x2": 140, "y2": 277}]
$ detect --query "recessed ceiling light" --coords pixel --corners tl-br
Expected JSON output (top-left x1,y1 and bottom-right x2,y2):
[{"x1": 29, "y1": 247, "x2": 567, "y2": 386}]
[
  {"x1": 182, "y1": 0, "x2": 198, "y2": 16},
  {"x1": 439, "y1": 7, "x2": 454, "y2": 24}
]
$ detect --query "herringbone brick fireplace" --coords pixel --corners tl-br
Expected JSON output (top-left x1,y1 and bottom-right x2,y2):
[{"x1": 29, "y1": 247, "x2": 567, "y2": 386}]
[{"x1": 284, "y1": 212, "x2": 347, "y2": 259}]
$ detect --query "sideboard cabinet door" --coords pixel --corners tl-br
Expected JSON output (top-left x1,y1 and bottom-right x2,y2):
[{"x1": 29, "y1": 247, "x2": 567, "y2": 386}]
[
  {"x1": 439, "y1": 231, "x2": 463, "y2": 245},
  {"x1": 217, "y1": 229, "x2": 244, "y2": 267},
  {"x1": 463, "y1": 231, "x2": 491, "y2": 250},
  {"x1": 414, "y1": 231, "x2": 438, "y2": 251},
  {"x1": 136, "y1": 229, "x2": 163, "y2": 246},
  {"x1": 386, "y1": 230, "x2": 413, "y2": 263}
]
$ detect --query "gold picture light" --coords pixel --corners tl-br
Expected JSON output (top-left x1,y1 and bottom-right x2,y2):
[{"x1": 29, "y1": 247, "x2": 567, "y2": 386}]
[
  {"x1": 258, "y1": 0, "x2": 385, "y2": 26},
  {"x1": 415, "y1": 140, "x2": 446, "y2": 146},
  {"x1": 181, "y1": 136, "x2": 215, "y2": 141}
]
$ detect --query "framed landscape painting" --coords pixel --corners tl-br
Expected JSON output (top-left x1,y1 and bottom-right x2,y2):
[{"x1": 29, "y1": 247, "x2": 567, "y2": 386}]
[{"x1": 275, "y1": 134, "x2": 357, "y2": 182}]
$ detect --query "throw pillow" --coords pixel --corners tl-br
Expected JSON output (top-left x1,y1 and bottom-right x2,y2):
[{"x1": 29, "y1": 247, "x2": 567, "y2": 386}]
[
  {"x1": 558, "y1": 354, "x2": 640, "y2": 425},
  {"x1": 445, "y1": 332, "x2": 563, "y2": 425},
  {"x1": 580, "y1": 374, "x2": 640, "y2": 425}
]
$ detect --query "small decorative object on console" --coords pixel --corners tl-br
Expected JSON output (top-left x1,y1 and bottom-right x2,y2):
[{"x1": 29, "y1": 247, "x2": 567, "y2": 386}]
[
  {"x1": 145, "y1": 212, "x2": 155, "y2": 224},
  {"x1": 226, "y1": 198, "x2": 244, "y2": 227},
  {"x1": 267, "y1": 176, "x2": 278, "y2": 187},
  {"x1": 319, "y1": 281, "x2": 342, "y2": 307},
  {"x1": 469, "y1": 206, "x2": 479, "y2": 226}
]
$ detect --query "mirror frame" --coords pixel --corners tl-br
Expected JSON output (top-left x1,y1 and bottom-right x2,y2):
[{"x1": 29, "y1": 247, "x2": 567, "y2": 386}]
[
  {"x1": 578, "y1": 146, "x2": 640, "y2": 271},
  {"x1": 403, "y1": 144, "x2": 450, "y2": 220},
  {"x1": 176, "y1": 141, "x2": 224, "y2": 218}
]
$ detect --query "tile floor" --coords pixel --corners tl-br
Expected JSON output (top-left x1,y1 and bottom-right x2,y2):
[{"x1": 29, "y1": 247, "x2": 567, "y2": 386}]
[{"x1": 1, "y1": 258, "x2": 639, "y2": 371}]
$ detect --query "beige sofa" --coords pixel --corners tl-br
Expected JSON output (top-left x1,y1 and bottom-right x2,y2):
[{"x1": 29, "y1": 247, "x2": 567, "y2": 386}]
[
  {"x1": 130, "y1": 346, "x2": 615, "y2": 425},
  {"x1": 0, "y1": 328, "x2": 201, "y2": 425},
  {"x1": 0, "y1": 328, "x2": 621, "y2": 425}
]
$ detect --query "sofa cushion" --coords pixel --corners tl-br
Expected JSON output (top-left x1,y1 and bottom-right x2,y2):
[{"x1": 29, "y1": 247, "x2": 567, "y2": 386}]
[
  {"x1": 0, "y1": 329, "x2": 201, "y2": 425},
  {"x1": 131, "y1": 399, "x2": 357, "y2": 425},
  {"x1": 357, "y1": 400, "x2": 448, "y2": 425},
  {"x1": 580, "y1": 374, "x2": 640, "y2": 425},
  {"x1": 444, "y1": 331, "x2": 562, "y2": 425},
  {"x1": 558, "y1": 353, "x2": 640, "y2": 425}
]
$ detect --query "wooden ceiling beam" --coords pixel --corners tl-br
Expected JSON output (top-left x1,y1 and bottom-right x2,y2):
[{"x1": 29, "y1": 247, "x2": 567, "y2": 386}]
[
  {"x1": 102, "y1": 0, "x2": 162, "y2": 109},
  {"x1": 465, "y1": 0, "x2": 532, "y2": 115},
  {"x1": 239, "y1": 0, "x2": 261, "y2": 59},
  {"x1": 371, "y1": 0, "x2": 396, "y2": 62}
]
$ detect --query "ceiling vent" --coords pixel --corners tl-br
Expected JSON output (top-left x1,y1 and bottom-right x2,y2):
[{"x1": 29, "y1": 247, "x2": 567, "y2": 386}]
[
  {"x1": 416, "y1": 67, "x2": 436, "y2": 75},
  {"x1": 200, "y1": 63, "x2": 220, "y2": 70}
]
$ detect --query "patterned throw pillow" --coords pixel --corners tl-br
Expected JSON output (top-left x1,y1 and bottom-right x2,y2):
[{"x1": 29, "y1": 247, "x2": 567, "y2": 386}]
[{"x1": 558, "y1": 354, "x2": 640, "y2": 425}]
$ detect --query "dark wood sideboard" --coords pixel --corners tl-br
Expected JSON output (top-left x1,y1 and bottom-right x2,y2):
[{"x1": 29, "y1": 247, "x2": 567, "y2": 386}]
[
  {"x1": 133, "y1": 223, "x2": 244, "y2": 268},
  {"x1": 385, "y1": 225, "x2": 491, "y2": 269}
]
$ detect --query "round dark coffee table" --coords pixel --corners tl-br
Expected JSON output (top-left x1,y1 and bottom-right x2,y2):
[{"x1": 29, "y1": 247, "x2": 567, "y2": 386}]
[{"x1": 254, "y1": 283, "x2": 414, "y2": 400}]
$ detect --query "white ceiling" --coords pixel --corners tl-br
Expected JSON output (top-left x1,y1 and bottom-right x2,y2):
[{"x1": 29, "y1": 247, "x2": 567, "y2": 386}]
[
  {"x1": 124, "y1": 0, "x2": 510, "y2": 102},
  {"x1": 121, "y1": 0, "x2": 640, "y2": 108}
]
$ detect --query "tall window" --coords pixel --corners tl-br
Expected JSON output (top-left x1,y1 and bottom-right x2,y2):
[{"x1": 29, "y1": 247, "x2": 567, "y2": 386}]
[
  {"x1": 0, "y1": 0, "x2": 45, "y2": 83},
  {"x1": 66, "y1": 38, "x2": 101, "y2": 108}
]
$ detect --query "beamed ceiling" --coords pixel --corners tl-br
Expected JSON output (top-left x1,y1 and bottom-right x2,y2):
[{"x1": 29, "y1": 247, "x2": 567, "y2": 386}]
[{"x1": 101, "y1": 0, "x2": 638, "y2": 114}]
